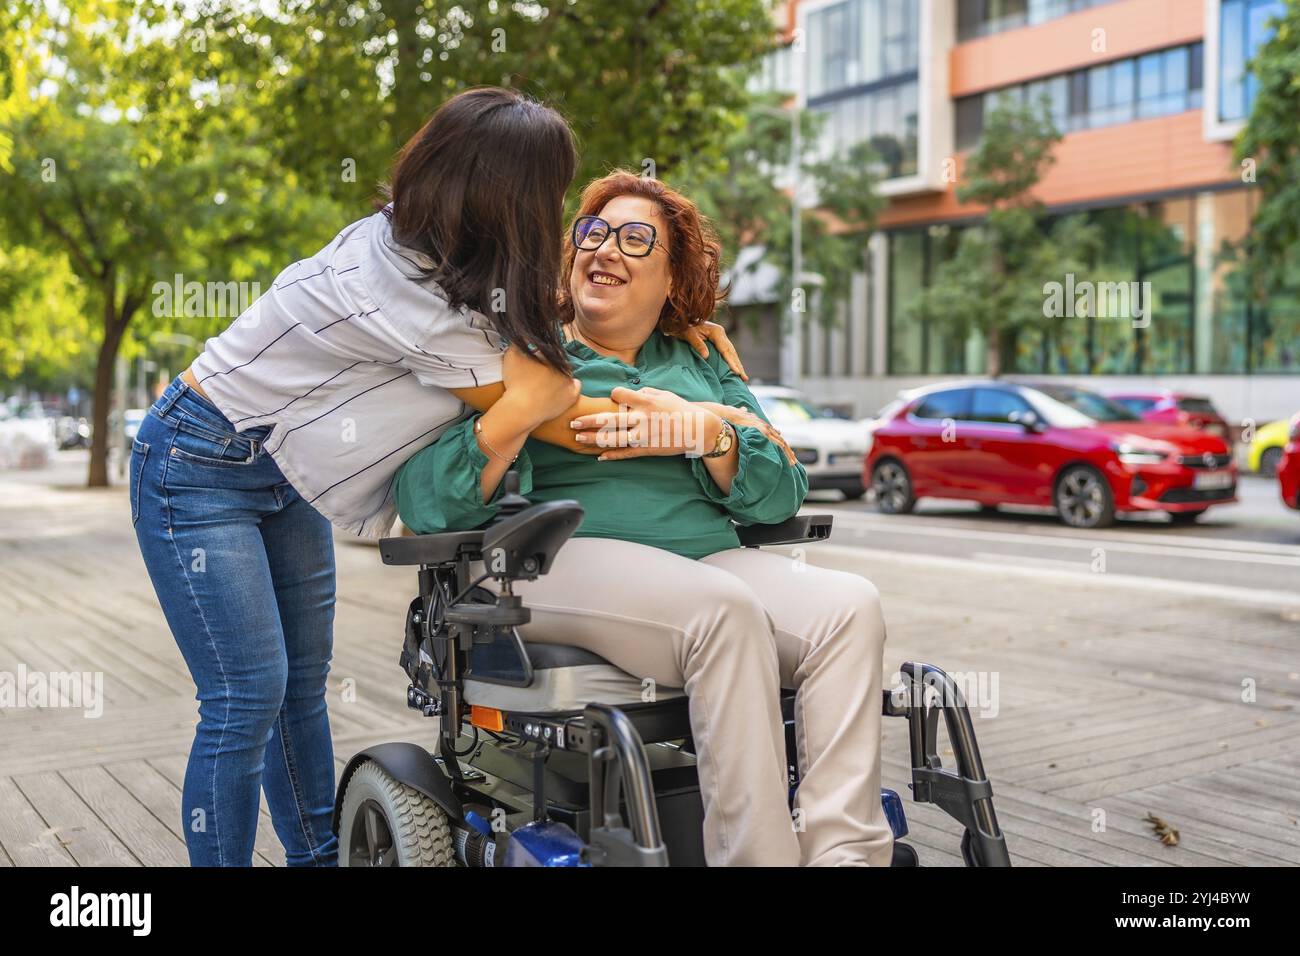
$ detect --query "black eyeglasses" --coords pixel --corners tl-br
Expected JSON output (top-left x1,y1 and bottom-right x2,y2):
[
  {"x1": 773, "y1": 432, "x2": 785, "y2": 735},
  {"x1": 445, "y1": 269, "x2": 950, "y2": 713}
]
[{"x1": 571, "y1": 216, "x2": 661, "y2": 258}]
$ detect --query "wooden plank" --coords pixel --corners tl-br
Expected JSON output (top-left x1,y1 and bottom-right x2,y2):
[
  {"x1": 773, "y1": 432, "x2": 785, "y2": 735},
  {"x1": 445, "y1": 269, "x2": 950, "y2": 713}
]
[
  {"x1": 1102, "y1": 791, "x2": 1300, "y2": 866},
  {"x1": 12, "y1": 772, "x2": 139, "y2": 866},
  {"x1": 1022, "y1": 720, "x2": 1300, "y2": 794},
  {"x1": 61, "y1": 765, "x2": 189, "y2": 866},
  {"x1": 1149, "y1": 780, "x2": 1300, "y2": 848},
  {"x1": 882, "y1": 754, "x2": 1168, "y2": 867},
  {"x1": 0, "y1": 776, "x2": 75, "y2": 866},
  {"x1": 997, "y1": 710, "x2": 1277, "y2": 780},
  {"x1": 101, "y1": 759, "x2": 186, "y2": 847}
]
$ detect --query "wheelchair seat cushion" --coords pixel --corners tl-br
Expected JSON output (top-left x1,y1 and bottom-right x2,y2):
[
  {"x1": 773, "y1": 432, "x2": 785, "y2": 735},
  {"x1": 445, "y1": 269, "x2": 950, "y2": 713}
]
[{"x1": 463, "y1": 642, "x2": 685, "y2": 713}]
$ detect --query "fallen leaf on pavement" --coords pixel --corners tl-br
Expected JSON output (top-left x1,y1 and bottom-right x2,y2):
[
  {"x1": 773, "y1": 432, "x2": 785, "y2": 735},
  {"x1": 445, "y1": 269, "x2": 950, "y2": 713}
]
[{"x1": 1145, "y1": 812, "x2": 1180, "y2": 846}]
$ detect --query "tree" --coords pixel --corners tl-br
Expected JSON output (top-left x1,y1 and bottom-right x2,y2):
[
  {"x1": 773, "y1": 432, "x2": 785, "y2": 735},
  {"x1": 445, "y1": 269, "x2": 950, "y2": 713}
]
[
  {"x1": 908, "y1": 98, "x2": 1101, "y2": 377},
  {"x1": 1, "y1": 0, "x2": 779, "y2": 485},
  {"x1": 1234, "y1": 0, "x2": 1300, "y2": 297},
  {"x1": 198, "y1": 0, "x2": 775, "y2": 208},
  {"x1": 1, "y1": 0, "x2": 345, "y2": 485},
  {"x1": 677, "y1": 91, "x2": 884, "y2": 340}
]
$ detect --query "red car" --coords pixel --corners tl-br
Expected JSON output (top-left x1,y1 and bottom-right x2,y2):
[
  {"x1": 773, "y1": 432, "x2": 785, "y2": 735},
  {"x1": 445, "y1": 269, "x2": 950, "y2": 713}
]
[
  {"x1": 865, "y1": 381, "x2": 1237, "y2": 529},
  {"x1": 1107, "y1": 389, "x2": 1232, "y2": 441},
  {"x1": 1278, "y1": 413, "x2": 1300, "y2": 511}
]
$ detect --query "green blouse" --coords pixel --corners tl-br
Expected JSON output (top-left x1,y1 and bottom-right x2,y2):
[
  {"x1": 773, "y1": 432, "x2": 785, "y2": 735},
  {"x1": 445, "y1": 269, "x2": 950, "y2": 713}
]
[{"x1": 393, "y1": 329, "x2": 808, "y2": 559}]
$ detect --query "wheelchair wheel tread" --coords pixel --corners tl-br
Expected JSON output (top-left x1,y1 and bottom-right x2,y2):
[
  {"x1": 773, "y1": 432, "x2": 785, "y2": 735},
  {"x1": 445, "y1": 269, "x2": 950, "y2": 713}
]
[{"x1": 340, "y1": 760, "x2": 456, "y2": 867}]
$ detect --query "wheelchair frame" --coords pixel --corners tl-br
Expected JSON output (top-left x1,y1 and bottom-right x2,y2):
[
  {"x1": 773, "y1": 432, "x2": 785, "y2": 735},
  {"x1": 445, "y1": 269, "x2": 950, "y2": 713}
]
[{"x1": 333, "y1": 482, "x2": 1011, "y2": 867}]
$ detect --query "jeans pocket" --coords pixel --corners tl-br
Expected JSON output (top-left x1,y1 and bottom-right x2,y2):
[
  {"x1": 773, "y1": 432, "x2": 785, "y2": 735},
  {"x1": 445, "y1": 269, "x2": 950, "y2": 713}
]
[
  {"x1": 169, "y1": 422, "x2": 260, "y2": 467},
  {"x1": 130, "y1": 438, "x2": 150, "y2": 525}
]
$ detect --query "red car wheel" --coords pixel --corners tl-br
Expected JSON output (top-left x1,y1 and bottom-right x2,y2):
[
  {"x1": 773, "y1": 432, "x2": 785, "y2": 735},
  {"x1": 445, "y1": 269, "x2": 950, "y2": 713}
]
[
  {"x1": 871, "y1": 459, "x2": 916, "y2": 515},
  {"x1": 1054, "y1": 464, "x2": 1115, "y2": 529}
]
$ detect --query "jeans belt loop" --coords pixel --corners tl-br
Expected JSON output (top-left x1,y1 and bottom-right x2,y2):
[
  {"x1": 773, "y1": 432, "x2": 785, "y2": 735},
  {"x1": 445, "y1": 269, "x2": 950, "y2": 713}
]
[{"x1": 156, "y1": 378, "x2": 186, "y2": 417}]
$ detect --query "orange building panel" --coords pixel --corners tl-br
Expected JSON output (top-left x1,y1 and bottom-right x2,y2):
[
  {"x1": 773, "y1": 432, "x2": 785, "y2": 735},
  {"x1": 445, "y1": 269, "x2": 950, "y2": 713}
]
[
  {"x1": 951, "y1": 0, "x2": 1206, "y2": 96},
  {"x1": 878, "y1": 110, "x2": 1239, "y2": 229}
]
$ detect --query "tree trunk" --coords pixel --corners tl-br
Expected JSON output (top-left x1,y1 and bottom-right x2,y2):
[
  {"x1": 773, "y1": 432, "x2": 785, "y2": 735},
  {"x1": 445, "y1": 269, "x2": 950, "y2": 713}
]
[
  {"x1": 985, "y1": 326, "x2": 1002, "y2": 379},
  {"x1": 388, "y1": 0, "x2": 426, "y2": 141},
  {"x1": 87, "y1": 291, "x2": 128, "y2": 488}
]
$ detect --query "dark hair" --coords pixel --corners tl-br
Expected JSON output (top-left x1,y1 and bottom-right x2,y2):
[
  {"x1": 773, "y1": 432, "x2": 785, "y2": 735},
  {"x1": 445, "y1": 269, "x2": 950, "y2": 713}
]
[
  {"x1": 381, "y1": 87, "x2": 577, "y2": 373},
  {"x1": 560, "y1": 171, "x2": 728, "y2": 337}
]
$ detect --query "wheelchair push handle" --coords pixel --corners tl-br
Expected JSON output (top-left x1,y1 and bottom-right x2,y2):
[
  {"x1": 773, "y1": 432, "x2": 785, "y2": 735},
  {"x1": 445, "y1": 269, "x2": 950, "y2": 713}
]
[{"x1": 892, "y1": 661, "x2": 1011, "y2": 867}]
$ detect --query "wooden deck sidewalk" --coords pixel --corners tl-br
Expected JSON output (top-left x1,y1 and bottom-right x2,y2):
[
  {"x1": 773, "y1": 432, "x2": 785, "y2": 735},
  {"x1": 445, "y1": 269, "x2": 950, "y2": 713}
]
[{"x1": 1, "y1": 462, "x2": 1296, "y2": 866}]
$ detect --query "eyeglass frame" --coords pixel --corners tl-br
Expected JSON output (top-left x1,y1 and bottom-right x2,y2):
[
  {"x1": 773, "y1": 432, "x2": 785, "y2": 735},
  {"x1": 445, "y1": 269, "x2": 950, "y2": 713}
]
[{"x1": 570, "y1": 215, "x2": 665, "y2": 258}]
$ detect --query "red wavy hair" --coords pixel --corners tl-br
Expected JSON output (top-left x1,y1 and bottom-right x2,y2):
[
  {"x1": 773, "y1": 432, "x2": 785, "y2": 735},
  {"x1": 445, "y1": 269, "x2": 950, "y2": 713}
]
[{"x1": 560, "y1": 171, "x2": 728, "y2": 336}]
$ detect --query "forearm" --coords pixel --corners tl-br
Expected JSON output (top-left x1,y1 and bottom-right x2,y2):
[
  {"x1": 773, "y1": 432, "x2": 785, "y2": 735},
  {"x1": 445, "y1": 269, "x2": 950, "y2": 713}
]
[
  {"x1": 698, "y1": 416, "x2": 739, "y2": 495},
  {"x1": 451, "y1": 383, "x2": 606, "y2": 455},
  {"x1": 691, "y1": 423, "x2": 808, "y2": 525},
  {"x1": 473, "y1": 397, "x2": 537, "y2": 502}
]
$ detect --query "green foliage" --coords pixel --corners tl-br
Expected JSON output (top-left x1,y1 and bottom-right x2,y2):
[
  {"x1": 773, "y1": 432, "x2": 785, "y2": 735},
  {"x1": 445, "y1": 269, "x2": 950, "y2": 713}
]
[
  {"x1": 2, "y1": 0, "x2": 889, "y2": 488},
  {"x1": 1234, "y1": 0, "x2": 1300, "y2": 296},
  {"x1": 196, "y1": 0, "x2": 774, "y2": 208},
  {"x1": 909, "y1": 97, "x2": 1101, "y2": 376},
  {"x1": 956, "y1": 96, "x2": 1062, "y2": 207},
  {"x1": 0, "y1": 0, "x2": 781, "y2": 483},
  {"x1": 0, "y1": 245, "x2": 93, "y2": 385},
  {"x1": 0, "y1": 0, "x2": 346, "y2": 482}
]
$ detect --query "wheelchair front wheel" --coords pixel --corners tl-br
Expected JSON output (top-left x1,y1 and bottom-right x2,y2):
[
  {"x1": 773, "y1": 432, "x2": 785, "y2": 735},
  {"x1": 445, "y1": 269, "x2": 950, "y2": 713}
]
[{"x1": 339, "y1": 759, "x2": 455, "y2": 867}]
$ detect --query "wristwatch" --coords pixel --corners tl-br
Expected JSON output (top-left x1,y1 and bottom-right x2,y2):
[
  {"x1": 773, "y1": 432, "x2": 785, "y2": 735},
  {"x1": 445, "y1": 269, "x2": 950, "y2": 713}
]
[{"x1": 703, "y1": 418, "x2": 736, "y2": 458}]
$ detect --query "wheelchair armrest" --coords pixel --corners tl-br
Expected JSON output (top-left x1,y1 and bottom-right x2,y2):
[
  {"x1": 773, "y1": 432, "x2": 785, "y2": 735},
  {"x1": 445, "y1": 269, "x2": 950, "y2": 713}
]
[
  {"x1": 380, "y1": 529, "x2": 486, "y2": 566},
  {"x1": 480, "y1": 499, "x2": 585, "y2": 579},
  {"x1": 736, "y1": 514, "x2": 833, "y2": 548}
]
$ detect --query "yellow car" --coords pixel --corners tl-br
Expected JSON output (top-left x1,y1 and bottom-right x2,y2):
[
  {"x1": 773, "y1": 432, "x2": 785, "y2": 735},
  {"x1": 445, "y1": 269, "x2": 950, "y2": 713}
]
[{"x1": 1249, "y1": 418, "x2": 1294, "y2": 476}]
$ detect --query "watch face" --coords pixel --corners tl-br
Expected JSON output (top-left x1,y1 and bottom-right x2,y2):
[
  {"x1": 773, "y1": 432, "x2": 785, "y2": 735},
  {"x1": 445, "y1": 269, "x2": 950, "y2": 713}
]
[{"x1": 708, "y1": 420, "x2": 733, "y2": 456}]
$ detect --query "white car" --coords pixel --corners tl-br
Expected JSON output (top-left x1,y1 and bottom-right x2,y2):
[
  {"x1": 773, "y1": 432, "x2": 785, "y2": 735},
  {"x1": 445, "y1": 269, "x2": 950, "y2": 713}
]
[
  {"x1": 0, "y1": 402, "x2": 55, "y2": 469},
  {"x1": 750, "y1": 385, "x2": 870, "y2": 499}
]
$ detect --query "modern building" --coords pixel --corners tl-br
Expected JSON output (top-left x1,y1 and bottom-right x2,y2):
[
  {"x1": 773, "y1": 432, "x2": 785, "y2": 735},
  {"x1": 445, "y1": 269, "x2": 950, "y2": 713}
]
[{"x1": 736, "y1": 0, "x2": 1296, "y2": 423}]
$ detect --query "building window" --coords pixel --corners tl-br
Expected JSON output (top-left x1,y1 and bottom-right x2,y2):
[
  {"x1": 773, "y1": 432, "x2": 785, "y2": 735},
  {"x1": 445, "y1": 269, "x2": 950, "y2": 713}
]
[
  {"x1": 887, "y1": 226, "x2": 981, "y2": 375},
  {"x1": 811, "y1": 1, "x2": 857, "y2": 97},
  {"x1": 956, "y1": 0, "x2": 1120, "y2": 43},
  {"x1": 807, "y1": 0, "x2": 918, "y2": 99},
  {"x1": 954, "y1": 43, "x2": 1203, "y2": 151},
  {"x1": 886, "y1": 189, "x2": 1299, "y2": 377},
  {"x1": 882, "y1": 0, "x2": 916, "y2": 77},
  {"x1": 748, "y1": 43, "x2": 794, "y2": 96},
  {"x1": 955, "y1": 97, "x2": 984, "y2": 151},
  {"x1": 888, "y1": 231, "x2": 926, "y2": 374},
  {"x1": 1218, "y1": 0, "x2": 1284, "y2": 122},
  {"x1": 805, "y1": 0, "x2": 920, "y2": 179},
  {"x1": 810, "y1": 81, "x2": 919, "y2": 178}
]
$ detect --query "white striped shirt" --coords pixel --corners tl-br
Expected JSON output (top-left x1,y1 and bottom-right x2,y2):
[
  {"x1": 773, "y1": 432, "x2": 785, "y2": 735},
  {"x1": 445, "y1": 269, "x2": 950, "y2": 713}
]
[{"x1": 190, "y1": 209, "x2": 506, "y2": 538}]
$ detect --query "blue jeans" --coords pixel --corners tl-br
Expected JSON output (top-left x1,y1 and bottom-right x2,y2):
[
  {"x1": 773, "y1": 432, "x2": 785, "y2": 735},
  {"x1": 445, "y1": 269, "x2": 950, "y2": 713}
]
[{"x1": 130, "y1": 375, "x2": 339, "y2": 866}]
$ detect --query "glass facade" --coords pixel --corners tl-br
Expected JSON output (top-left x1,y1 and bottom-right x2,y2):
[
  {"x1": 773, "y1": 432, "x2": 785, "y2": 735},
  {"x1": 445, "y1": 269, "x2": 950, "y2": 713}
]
[
  {"x1": 748, "y1": 43, "x2": 794, "y2": 96},
  {"x1": 956, "y1": 0, "x2": 1120, "y2": 42},
  {"x1": 954, "y1": 43, "x2": 1203, "y2": 150},
  {"x1": 888, "y1": 226, "x2": 982, "y2": 375},
  {"x1": 805, "y1": 0, "x2": 920, "y2": 179},
  {"x1": 1218, "y1": 0, "x2": 1285, "y2": 122},
  {"x1": 884, "y1": 189, "x2": 1300, "y2": 376}
]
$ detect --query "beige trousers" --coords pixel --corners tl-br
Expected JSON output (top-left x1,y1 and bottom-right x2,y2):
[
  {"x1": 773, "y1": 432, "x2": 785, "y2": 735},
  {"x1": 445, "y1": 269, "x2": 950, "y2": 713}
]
[{"x1": 484, "y1": 536, "x2": 893, "y2": 867}]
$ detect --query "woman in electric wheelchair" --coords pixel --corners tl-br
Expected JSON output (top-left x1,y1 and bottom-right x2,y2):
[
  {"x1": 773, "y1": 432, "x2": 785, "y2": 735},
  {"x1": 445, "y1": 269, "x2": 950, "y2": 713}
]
[{"x1": 394, "y1": 171, "x2": 893, "y2": 867}]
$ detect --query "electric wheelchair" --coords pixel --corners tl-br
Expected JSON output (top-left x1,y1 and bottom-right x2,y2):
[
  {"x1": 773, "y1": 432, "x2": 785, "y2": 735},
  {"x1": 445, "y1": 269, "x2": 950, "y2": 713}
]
[{"x1": 334, "y1": 472, "x2": 1011, "y2": 867}]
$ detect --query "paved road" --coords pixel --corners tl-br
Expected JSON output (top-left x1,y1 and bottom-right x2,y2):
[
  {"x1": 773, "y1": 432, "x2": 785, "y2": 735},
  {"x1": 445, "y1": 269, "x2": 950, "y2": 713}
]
[{"x1": 806, "y1": 475, "x2": 1300, "y2": 598}]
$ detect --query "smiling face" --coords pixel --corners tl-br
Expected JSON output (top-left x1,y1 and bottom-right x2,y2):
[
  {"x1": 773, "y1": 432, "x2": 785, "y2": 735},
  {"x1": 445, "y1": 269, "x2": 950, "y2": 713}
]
[{"x1": 568, "y1": 194, "x2": 672, "y2": 347}]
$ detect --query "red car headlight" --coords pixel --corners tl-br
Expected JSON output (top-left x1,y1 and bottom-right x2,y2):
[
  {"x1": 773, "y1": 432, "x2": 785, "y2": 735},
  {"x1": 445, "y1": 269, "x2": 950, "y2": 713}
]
[{"x1": 1111, "y1": 442, "x2": 1168, "y2": 465}]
